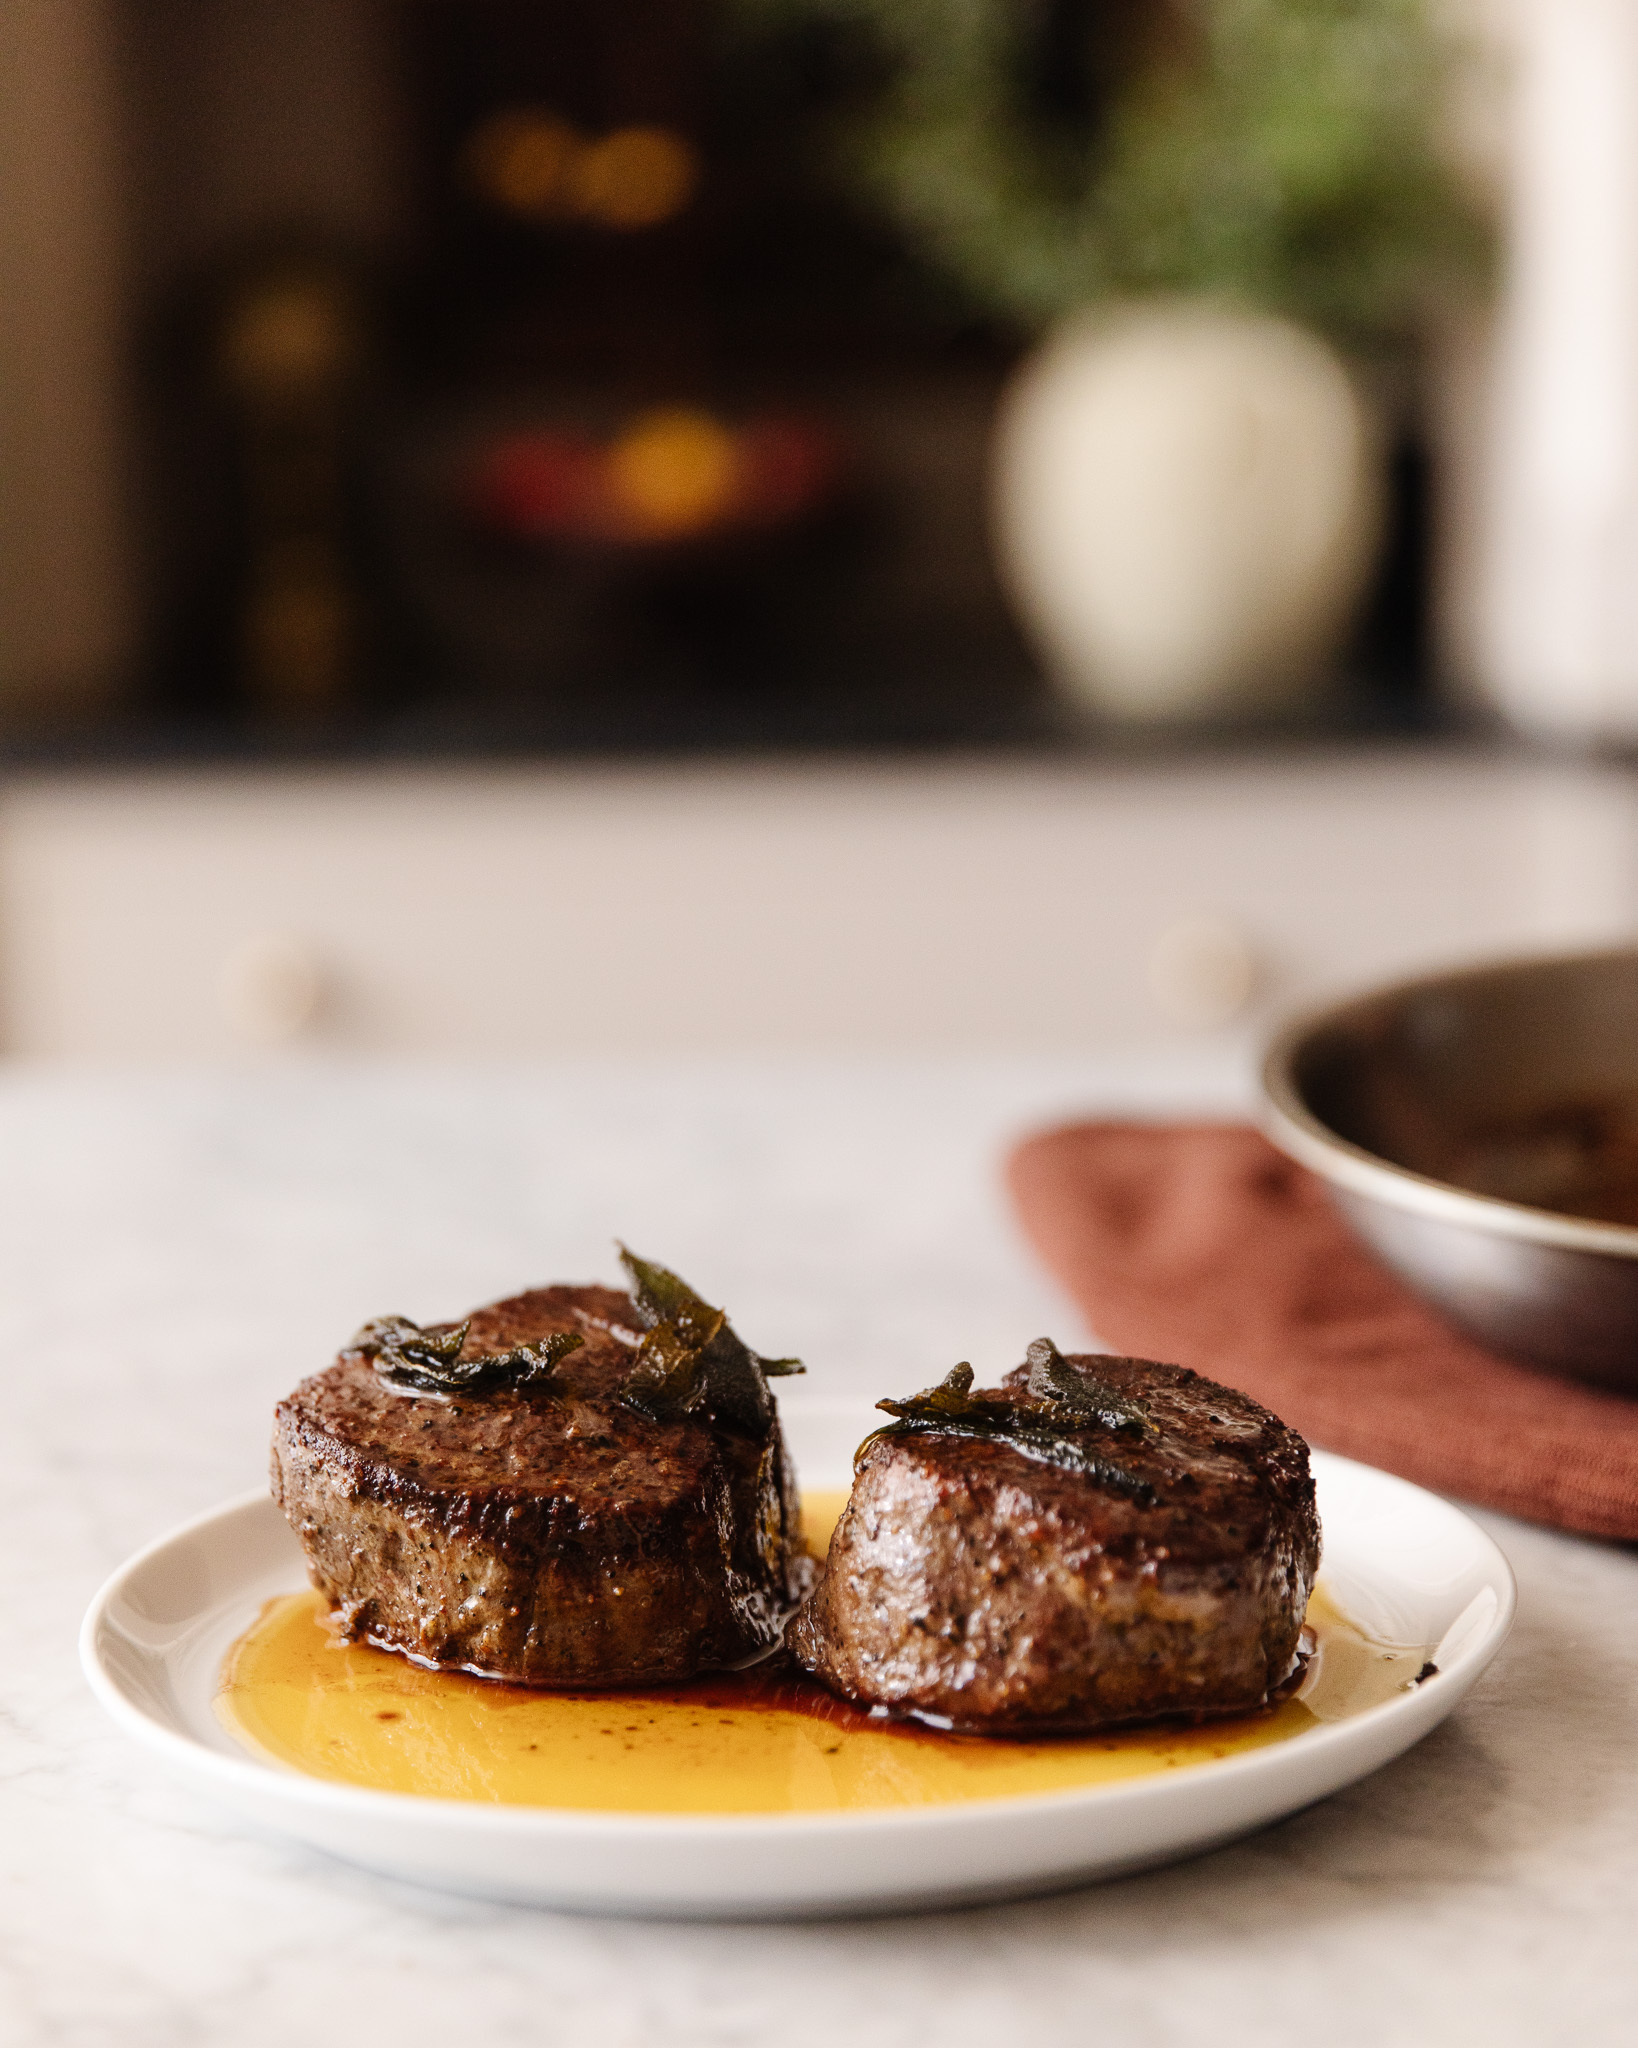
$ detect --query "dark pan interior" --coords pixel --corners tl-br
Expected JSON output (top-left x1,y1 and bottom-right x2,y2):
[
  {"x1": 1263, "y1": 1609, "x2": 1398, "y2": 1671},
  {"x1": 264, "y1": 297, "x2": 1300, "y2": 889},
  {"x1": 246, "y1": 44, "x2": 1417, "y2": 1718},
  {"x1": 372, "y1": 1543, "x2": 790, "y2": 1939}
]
[{"x1": 1294, "y1": 952, "x2": 1638, "y2": 1227}]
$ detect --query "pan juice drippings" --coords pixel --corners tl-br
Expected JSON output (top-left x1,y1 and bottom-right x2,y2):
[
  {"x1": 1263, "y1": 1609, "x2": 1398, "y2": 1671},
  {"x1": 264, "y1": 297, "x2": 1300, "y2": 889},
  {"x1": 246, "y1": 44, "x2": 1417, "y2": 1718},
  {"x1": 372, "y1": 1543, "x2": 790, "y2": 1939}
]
[{"x1": 217, "y1": 1490, "x2": 1427, "y2": 1813}]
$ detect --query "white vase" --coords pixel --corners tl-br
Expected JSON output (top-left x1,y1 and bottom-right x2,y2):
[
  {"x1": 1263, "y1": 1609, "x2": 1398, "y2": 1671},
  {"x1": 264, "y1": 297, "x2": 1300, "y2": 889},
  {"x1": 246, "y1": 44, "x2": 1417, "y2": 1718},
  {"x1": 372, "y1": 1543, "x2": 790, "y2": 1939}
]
[{"x1": 991, "y1": 303, "x2": 1382, "y2": 724}]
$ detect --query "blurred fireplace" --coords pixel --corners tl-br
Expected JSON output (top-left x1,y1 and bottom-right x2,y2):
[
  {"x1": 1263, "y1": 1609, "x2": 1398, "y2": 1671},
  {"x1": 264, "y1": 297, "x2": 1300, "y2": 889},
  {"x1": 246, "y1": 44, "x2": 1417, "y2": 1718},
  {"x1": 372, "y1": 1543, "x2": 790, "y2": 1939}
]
[
  {"x1": 0, "y1": 0, "x2": 1454, "y2": 753},
  {"x1": 0, "y1": 0, "x2": 1041, "y2": 748}
]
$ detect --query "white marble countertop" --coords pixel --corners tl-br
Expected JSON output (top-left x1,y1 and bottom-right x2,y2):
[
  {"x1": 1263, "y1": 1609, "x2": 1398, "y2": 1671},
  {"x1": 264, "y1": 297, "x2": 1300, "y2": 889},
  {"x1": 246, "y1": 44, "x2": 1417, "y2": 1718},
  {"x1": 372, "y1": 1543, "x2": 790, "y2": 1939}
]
[{"x1": 8, "y1": 1053, "x2": 1638, "y2": 2046}]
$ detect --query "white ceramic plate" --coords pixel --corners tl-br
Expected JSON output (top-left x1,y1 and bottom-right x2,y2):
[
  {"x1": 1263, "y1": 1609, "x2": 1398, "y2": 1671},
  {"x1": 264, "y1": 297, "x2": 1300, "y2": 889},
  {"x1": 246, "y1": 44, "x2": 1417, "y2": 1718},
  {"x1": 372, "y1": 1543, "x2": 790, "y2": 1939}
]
[{"x1": 81, "y1": 1399, "x2": 1514, "y2": 1918}]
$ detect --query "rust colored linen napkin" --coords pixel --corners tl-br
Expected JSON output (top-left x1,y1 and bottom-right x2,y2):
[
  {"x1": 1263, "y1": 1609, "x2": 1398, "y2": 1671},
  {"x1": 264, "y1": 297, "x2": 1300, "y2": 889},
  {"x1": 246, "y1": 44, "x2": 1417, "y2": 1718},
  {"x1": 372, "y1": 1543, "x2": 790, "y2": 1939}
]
[{"x1": 1007, "y1": 1121, "x2": 1638, "y2": 1541}]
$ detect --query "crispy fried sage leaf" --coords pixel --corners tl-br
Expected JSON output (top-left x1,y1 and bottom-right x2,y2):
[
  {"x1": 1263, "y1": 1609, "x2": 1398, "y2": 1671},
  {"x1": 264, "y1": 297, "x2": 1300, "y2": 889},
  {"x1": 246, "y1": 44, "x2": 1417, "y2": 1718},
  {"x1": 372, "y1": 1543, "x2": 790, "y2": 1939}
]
[
  {"x1": 1023, "y1": 1336, "x2": 1153, "y2": 1437},
  {"x1": 863, "y1": 1353, "x2": 1158, "y2": 1504},
  {"x1": 350, "y1": 1315, "x2": 583, "y2": 1396},
  {"x1": 617, "y1": 1245, "x2": 803, "y2": 1433}
]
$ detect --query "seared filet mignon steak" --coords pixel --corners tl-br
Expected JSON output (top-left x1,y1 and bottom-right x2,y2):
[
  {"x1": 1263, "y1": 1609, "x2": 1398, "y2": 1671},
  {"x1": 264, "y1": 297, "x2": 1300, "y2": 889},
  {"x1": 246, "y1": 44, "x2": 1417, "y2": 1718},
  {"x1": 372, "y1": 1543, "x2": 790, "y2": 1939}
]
[
  {"x1": 791, "y1": 1341, "x2": 1319, "y2": 1733},
  {"x1": 271, "y1": 1251, "x2": 809, "y2": 1686}
]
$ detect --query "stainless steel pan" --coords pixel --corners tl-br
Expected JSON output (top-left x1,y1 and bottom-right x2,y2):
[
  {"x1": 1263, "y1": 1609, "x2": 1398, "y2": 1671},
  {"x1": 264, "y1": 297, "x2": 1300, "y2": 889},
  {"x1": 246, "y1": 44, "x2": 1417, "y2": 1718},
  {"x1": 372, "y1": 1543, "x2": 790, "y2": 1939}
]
[{"x1": 1262, "y1": 948, "x2": 1638, "y2": 1393}]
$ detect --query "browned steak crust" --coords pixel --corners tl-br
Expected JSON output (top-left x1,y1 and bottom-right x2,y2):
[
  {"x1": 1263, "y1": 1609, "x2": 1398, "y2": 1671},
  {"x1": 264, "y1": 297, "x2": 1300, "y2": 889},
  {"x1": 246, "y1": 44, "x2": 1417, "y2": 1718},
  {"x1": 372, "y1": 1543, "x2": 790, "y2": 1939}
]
[
  {"x1": 790, "y1": 1355, "x2": 1319, "y2": 1733},
  {"x1": 272, "y1": 1283, "x2": 808, "y2": 1686}
]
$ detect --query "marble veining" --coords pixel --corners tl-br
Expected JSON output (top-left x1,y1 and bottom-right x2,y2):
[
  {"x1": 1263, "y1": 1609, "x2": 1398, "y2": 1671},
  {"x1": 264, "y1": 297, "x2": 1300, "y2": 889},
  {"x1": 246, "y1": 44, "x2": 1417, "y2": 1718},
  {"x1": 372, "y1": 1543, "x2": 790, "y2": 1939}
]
[{"x1": 5, "y1": 1053, "x2": 1637, "y2": 2045}]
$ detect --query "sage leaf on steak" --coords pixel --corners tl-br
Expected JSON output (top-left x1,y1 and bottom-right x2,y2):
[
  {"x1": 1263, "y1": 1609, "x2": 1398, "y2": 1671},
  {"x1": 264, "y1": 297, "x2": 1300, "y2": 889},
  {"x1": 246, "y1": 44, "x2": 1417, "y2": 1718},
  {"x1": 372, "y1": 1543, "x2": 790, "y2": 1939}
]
[
  {"x1": 350, "y1": 1315, "x2": 583, "y2": 1396},
  {"x1": 862, "y1": 1355, "x2": 1158, "y2": 1504},
  {"x1": 1023, "y1": 1336, "x2": 1154, "y2": 1436},
  {"x1": 617, "y1": 1245, "x2": 803, "y2": 1434}
]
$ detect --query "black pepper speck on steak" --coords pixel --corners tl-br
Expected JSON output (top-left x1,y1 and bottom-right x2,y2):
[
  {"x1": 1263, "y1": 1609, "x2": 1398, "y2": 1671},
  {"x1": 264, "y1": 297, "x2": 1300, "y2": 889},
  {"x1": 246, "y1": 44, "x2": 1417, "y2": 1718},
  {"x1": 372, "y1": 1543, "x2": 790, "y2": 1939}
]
[
  {"x1": 791, "y1": 1353, "x2": 1320, "y2": 1733},
  {"x1": 271, "y1": 1281, "x2": 810, "y2": 1686}
]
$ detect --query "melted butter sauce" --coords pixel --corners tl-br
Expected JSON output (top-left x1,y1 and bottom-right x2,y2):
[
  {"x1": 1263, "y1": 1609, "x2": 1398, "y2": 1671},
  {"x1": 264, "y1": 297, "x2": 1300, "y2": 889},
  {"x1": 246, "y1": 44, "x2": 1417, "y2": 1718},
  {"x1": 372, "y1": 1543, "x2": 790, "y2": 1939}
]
[{"x1": 217, "y1": 1489, "x2": 1431, "y2": 1813}]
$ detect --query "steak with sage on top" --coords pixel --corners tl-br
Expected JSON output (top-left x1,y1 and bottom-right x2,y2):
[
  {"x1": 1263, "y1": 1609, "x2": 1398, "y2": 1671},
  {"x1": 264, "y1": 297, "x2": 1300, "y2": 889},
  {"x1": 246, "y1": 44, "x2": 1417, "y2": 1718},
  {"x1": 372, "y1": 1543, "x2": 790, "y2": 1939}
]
[
  {"x1": 791, "y1": 1344, "x2": 1319, "y2": 1733},
  {"x1": 272, "y1": 1253, "x2": 809, "y2": 1686}
]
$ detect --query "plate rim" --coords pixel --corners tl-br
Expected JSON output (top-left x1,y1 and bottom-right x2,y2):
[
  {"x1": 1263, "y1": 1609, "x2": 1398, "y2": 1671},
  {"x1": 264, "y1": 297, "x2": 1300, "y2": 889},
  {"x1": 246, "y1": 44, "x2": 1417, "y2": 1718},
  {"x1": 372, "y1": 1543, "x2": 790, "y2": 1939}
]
[{"x1": 80, "y1": 1449, "x2": 1517, "y2": 1841}]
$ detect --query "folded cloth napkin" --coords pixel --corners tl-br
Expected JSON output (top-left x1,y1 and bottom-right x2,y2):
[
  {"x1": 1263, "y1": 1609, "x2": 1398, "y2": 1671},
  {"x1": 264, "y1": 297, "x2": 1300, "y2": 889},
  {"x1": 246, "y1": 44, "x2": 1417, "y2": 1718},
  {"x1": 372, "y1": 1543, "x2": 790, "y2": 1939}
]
[{"x1": 1007, "y1": 1120, "x2": 1638, "y2": 1541}]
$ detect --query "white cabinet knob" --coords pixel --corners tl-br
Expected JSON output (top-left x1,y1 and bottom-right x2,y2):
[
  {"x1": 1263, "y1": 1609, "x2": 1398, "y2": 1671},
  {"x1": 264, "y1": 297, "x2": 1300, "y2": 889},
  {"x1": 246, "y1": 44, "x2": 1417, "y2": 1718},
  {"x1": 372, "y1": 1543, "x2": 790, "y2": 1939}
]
[
  {"x1": 1147, "y1": 915, "x2": 1258, "y2": 1028},
  {"x1": 218, "y1": 934, "x2": 325, "y2": 1043}
]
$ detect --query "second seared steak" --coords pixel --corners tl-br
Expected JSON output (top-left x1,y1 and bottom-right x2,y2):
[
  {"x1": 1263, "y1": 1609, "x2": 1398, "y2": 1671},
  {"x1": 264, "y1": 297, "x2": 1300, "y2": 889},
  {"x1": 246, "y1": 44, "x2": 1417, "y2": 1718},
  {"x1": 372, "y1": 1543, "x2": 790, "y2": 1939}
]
[
  {"x1": 272, "y1": 1254, "x2": 809, "y2": 1686},
  {"x1": 791, "y1": 1343, "x2": 1319, "y2": 1733}
]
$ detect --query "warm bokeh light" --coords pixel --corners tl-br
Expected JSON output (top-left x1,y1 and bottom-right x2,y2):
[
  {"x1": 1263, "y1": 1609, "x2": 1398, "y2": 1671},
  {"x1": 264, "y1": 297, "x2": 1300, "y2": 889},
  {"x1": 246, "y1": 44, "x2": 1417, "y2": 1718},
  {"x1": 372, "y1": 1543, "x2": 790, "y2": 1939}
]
[
  {"x1": 462, "y1": 110, "x2": 697, "y2": 231},
  {"x1": 607, "y1": 409, "x2": 742, "y2": 536},
  {"x1": 569, "y1": 126, "x2": 699, "y2": 231},
  {"x1": 468, "y1": 411, "x2": 843, "y2": 548},
  {"x1": 461, "y1": 108, "x2": 582, "y2": 221},
  {"x1": 218, "y1": 277, "x2": 358, "y2": 398}
]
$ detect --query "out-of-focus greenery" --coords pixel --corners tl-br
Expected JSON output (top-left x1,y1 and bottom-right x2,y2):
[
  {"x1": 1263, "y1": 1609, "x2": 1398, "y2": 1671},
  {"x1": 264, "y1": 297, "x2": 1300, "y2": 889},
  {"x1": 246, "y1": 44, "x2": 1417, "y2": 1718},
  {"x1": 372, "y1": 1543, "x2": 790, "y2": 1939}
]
[{"x1": 729, "y1": 0, "x2": 1490, "y2": 343}]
